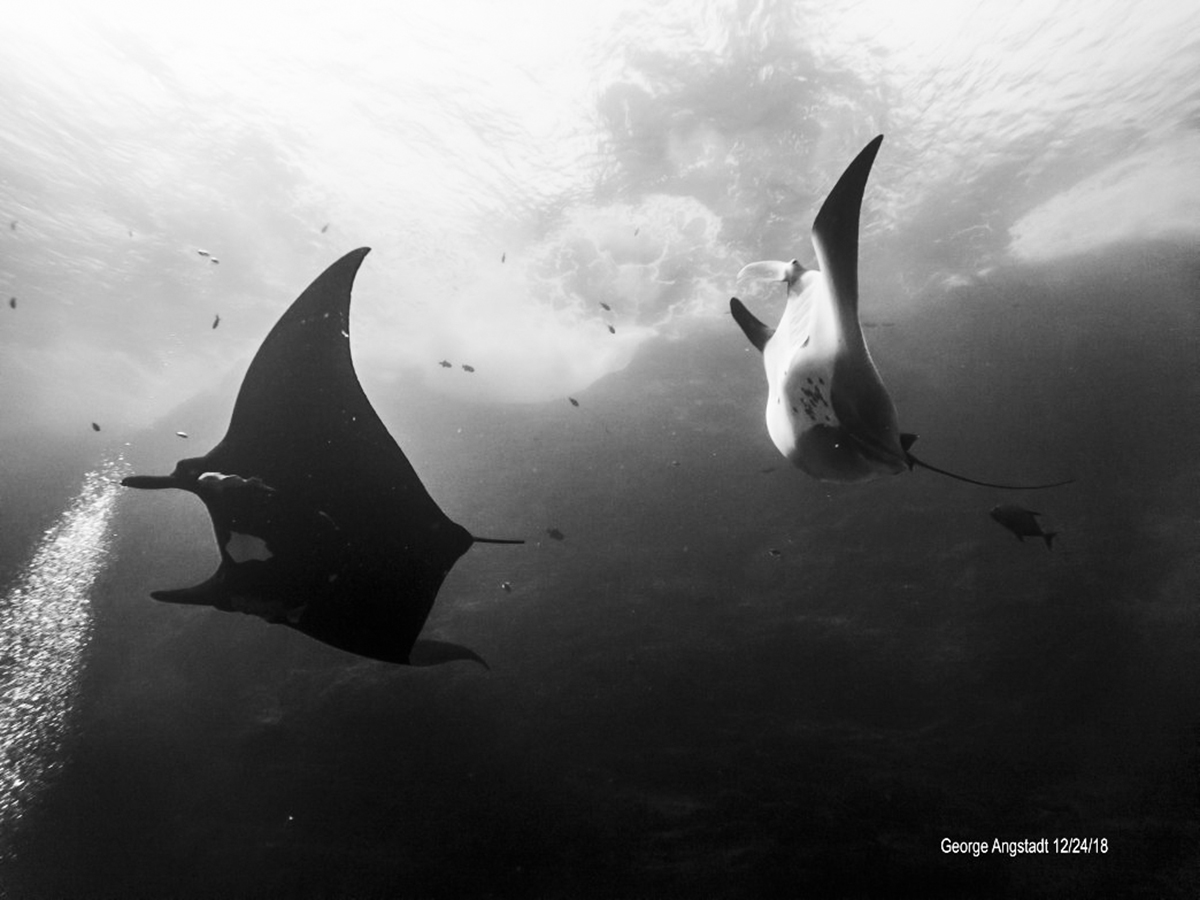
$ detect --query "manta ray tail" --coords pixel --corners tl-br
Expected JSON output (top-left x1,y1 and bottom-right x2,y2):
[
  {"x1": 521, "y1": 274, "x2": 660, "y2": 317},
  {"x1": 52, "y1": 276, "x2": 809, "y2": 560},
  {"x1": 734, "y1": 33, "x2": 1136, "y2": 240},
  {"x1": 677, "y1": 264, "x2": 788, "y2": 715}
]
[
  {"x1": 906, "y1": 453, "x2": 1075, "y2": 490},
  {"x1": 902, "y1": 434, "x2": 1075, "y2": 490},
  {"x1": 472, "y1": 535, "x2": 526, "y2": 545}
]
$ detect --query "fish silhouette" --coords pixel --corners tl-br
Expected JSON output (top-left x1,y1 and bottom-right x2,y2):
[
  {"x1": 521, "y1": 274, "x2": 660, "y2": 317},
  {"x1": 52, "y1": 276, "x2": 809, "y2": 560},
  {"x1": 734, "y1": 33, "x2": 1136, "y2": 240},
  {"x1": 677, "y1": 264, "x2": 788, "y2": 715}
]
[
  {"x1": 121, "y1": 248, "x2": 523, "y2": 666},
  {"x1": 990, "y1": 504, "x2": 1056, "y2": 549}
]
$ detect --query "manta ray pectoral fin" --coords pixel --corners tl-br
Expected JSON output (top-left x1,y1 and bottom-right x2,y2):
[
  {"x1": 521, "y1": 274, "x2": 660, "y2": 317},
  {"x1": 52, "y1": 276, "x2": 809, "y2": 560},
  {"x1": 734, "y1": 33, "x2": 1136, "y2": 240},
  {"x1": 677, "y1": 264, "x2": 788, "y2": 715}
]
[
  {"x1": 737, "y1": 260, "x2": 805, "y2": 295},
  {"x1": 730, "y1": 297, "x2": 774, "y2": 352},
  {"x1": 811, "y1": 135, "x2": 883, "y2": 314},
  {"x1": 738, "y1": 260, "x2": 787, "y2": 281},
  {"x1": 409, "y1": 638, "x2": 489, "y2": 669},
  {"x1": 471, "y1": 535, "x2": 525, "y2": 545}
]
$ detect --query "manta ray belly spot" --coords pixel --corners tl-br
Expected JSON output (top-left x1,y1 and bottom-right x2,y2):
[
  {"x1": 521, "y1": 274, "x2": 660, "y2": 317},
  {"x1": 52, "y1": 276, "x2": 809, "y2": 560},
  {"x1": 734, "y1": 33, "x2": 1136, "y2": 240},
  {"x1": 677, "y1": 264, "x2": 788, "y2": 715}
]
[
  {"x1": 226, "y1": 531, "x2": 274, "y2": 563},
  {"x1": 789, "y1": 372, "x2": 834, "y2": 425},
  {"x1": 766, "y1": 355, "x2": 838, "y2": 458},
  {"x1": 772, "y1": 358, "x2": 903, "y2": 482}
]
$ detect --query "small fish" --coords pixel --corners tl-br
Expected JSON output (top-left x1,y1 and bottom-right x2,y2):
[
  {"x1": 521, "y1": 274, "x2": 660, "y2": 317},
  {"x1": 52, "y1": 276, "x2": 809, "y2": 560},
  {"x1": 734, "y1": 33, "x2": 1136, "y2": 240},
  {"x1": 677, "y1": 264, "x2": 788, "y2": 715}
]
[
  {"x1": 607, "y1": 324, "x2": 615, "y2": 334},
  {"x1": 91, "y1": 422, "x2": 101, "y2": 432},
  {"x1": 545, "y1": 528, "x2": 565, "y2": 541},
  {"x1": 760, "y1": 466, "x2": 776, "y2": 474},
  {"x1": 633, "y1": 227, "x2": 640, "y2": 236},
  {"x1": 462, "y1": 364, "x2": 475, "y2": 373},
  {"x1": 568, "y1": 397, "x2": 579, "y2": 408},
  {"x1": 212, "y1": 314, "x2": 220, "y2": 329},
  {"x1": 438, "y1": 360, "x2": 452, "y2": 368},
  {"x1": 210, "y1": 257, "x2": 220, "y2": 265},
  {"x1": 500, "y1": 581, "x2": 512, "y2": 593},
  {"x1": 989, "y1": 504, "x2": 1057, "y2": 550},
  {"x1": 8, "y1": 297, "x2": 14, "y2": 309},
  {"x1": 197, "y1": 249, "x2": 210, "y2": 257},
  {"x1": 501, "y1": 252, "x2": 506, "y2": 263},
  {"x1": 320, "y1": 223, "x2": 330, "y2": 234},
  {"x1": 768, "y1": 548, "x2": 782, "y2": 558},
  {"x1": 175, "y1": 431, "x2": 189, "y2": 439},
  {"x1": 599, "y1": 302, "x2": 611, "y2": 311},
  {"x1": 9, "y1": 221, "x2": 16, "y2": 231}
]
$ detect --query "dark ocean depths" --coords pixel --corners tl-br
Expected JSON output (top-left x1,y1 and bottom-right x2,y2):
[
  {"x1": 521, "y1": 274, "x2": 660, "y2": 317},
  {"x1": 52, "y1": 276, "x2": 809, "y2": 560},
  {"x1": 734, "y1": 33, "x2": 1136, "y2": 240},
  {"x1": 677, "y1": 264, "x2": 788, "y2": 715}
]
[{"x1": 2, "y1": 2, "x2": 1199, "y2": 898}]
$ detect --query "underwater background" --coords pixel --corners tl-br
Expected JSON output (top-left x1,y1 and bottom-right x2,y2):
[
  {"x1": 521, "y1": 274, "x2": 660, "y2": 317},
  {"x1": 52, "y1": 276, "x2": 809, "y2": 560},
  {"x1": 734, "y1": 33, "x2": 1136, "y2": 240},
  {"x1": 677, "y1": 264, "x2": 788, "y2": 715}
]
[{"x1": 2, "y1": 1, "x2": 1199, "y2": 896}]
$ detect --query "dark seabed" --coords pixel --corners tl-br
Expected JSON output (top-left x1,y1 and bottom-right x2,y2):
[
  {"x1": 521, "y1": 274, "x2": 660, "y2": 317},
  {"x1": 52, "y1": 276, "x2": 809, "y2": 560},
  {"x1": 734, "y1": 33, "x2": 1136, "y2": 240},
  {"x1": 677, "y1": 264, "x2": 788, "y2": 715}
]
[
  {"x1": 2, "y1": 3, "x2": 1200, "y2": 898},
  {"x1": 2, "y1": 241, "x2": 1197, "y2": 898}
]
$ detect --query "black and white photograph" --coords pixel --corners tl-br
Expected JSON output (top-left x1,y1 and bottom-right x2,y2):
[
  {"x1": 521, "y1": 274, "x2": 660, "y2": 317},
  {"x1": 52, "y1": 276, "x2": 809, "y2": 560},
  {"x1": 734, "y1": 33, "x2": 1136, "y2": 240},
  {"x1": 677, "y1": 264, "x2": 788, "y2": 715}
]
[{"x1": 1, "y1": 1, "x2": 1197, "y2": 897}]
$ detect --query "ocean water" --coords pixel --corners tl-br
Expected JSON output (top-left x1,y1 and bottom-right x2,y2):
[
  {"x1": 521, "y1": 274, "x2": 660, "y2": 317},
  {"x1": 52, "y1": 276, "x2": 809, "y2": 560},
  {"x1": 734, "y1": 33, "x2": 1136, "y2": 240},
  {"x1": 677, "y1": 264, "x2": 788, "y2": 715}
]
[{"x1": 1, "y1": 1, "x2": 1199, "y2": 897}]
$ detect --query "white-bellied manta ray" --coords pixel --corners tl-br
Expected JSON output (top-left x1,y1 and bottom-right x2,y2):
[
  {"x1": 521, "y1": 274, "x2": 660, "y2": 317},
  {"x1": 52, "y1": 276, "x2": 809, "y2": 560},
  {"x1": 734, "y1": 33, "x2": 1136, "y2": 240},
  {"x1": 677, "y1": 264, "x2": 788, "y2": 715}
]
[
  {"x1": 731, "y1": 135, "x2": 1073, "y2": 489},
  {"x1": 122, "y1": 248, "x2": 522, "y2": 667}
]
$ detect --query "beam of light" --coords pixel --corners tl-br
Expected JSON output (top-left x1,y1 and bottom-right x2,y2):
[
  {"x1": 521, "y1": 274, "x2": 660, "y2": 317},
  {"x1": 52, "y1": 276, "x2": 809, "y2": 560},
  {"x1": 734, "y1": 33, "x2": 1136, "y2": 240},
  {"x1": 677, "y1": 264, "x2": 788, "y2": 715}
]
[
  {"x1": 1008, "y1": 133, "x2": 1200, "y2": 261},
  {"x1": 0, "y1": 454, "x2": 127, "y2": 855}
]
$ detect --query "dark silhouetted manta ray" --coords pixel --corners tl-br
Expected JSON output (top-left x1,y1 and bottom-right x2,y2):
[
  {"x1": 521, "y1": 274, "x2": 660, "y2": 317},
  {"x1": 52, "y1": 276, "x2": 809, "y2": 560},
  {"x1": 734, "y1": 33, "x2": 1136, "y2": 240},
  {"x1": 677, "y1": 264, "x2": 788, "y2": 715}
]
[
  {"x1": 731, "y1": 135, "x2": 1072, "y2": 490},
  {"x1": 123, "y1": 248, "x2": 522, "y2": 666}
]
